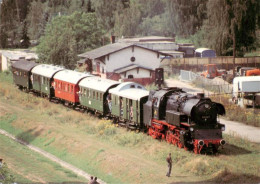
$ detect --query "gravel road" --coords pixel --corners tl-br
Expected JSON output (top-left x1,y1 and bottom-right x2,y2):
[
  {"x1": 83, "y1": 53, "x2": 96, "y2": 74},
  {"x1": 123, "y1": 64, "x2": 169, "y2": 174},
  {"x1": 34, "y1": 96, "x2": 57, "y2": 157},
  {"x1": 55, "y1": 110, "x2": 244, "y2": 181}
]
[{"x1": 165, "y1": 78, "x2": 260, "y2": 143}]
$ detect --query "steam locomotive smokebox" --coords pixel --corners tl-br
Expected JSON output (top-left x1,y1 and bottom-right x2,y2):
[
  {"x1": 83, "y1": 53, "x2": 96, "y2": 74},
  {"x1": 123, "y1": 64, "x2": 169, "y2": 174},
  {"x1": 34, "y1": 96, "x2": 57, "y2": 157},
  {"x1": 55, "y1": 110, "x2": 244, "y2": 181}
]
[{"x1": 166, "y1": 110, "x2": 187, "y2": 126}]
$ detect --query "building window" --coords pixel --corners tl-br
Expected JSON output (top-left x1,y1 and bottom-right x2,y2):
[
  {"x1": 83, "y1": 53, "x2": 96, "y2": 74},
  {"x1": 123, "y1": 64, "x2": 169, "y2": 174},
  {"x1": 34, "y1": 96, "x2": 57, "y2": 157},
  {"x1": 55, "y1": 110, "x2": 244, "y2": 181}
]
[
  {"x1": 137, "y1": 68, "x2": 139, "y2": 74},
  {"x1": 130, "y1": 57, "x2": 135, "y2": 62},
  {"x1": 128, "y1": 75, "x2": 134, "y2": 79}
]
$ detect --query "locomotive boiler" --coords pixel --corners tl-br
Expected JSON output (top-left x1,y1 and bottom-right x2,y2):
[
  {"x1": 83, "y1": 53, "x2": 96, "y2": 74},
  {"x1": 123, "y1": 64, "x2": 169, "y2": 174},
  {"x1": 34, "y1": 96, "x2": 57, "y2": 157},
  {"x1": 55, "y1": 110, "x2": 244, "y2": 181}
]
[{"x1": 143, "y1": 87, "x2": 226, "y2": 154}]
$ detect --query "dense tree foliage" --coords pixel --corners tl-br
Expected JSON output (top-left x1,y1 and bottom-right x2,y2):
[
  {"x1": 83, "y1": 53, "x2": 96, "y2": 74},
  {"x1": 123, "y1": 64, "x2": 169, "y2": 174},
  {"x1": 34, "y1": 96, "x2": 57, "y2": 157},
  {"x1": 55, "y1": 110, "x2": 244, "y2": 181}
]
[
  {"x1": 0, "y1": 0, "x2": 259, "y2": 59},
  {"x1": 36, "y1": 11, "x2": 103, "y2": 69}
]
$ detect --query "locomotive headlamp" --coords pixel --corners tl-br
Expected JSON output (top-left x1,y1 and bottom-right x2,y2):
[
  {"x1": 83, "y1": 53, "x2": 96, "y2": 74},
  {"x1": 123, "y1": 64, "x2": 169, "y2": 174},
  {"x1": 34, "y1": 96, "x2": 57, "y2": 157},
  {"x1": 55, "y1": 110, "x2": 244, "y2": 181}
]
[{"x1": 190, "y1": 127, "x2": 194, "y2": 131}]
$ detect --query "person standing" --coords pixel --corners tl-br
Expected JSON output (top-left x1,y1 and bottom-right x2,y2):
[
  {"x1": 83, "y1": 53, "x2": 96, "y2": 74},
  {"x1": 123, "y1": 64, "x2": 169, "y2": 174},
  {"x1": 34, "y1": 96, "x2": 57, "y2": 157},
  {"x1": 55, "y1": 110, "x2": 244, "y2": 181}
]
[{"x1": 166, "y1": 153, "x2": 172, "y2": 177}]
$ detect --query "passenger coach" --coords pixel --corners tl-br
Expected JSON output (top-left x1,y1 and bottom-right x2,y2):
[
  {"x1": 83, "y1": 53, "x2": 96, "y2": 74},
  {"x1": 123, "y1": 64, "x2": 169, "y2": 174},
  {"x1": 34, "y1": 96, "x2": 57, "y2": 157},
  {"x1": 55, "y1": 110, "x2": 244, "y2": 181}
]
[
  {"x1": 79, "y1": 77, "x2": 120, "y2": 114},
  {"x1": 53, "y1": 70, "x2": 93, "y2": 105},
  {"x1": 109, "y1": 82, "x2": 149, "y2": 129},
  {"x1": 31, "y1": 64, "x2": 64, "y2": 98},
  {"x1": 12, "y1": 60, "x2": 38, "y2": 91}
]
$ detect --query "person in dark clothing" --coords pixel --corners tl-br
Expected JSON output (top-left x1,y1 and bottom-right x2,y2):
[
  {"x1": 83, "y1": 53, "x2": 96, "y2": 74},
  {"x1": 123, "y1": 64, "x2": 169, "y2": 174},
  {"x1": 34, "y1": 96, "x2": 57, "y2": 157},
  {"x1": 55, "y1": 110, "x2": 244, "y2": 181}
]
[
  {"x1": 166, "y1": 153, "x2": 172, "y2": 177},
  {"x1": 93, "y1": 176, "x2": 100, "y2": 184}
]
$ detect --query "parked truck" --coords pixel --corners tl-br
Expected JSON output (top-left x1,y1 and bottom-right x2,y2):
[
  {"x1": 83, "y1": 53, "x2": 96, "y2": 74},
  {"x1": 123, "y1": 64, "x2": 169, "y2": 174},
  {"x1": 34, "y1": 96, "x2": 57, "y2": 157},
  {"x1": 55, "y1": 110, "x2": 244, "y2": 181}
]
[
  {"x1": 236, "y1": 66, "x2": 260, "y2": 76},
  {"x1": 201, "y1": 64, "x2": 227, "y2": 79},
  {"x1": 232, "y1": 76, "x2": 260, "y2": 108}
]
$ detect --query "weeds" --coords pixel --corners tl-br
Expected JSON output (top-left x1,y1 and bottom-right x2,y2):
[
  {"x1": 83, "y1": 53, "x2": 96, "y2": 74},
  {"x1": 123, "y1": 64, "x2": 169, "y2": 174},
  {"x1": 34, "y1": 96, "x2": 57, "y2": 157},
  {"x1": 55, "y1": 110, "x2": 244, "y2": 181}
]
[
  {"x1": 44, "y1": 137, "x2": 56, "y2": 146},
  {"x1": 211, "y1": 95, "x2": 260, "y2": 127}
]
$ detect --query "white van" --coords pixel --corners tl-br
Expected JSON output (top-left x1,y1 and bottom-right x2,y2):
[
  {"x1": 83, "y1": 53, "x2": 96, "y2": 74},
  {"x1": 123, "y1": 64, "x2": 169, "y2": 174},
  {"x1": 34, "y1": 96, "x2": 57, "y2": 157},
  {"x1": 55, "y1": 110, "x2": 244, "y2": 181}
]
[{"x1": 232, "y1": 76, "x2": 260, "y2": 107}]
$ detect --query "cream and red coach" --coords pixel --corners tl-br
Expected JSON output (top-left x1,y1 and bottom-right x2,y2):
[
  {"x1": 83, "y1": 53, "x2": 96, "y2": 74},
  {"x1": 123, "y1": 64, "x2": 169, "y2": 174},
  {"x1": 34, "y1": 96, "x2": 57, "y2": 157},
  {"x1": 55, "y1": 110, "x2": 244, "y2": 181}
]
[{"x1": 53, "y1": 70, "x2": 93, "y2": 105}]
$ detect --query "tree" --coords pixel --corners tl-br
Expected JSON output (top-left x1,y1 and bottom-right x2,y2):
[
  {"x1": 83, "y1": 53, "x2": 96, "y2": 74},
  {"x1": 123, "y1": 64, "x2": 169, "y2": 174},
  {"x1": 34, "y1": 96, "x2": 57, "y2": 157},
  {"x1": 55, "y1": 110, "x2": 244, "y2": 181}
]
[
  {"x1": 92, "y1": 0, "x2": 125, "y2": 33},
  {"x1": 164, "y1": 0, "x2": 207, "y2": 36},
  {"x1": 114, "y1": 0, "x2": 142, "y2": 37},
  {"x1": 37, "y1": 11, "x2": 104, "y2": 69},
  {"x1": 198, "y1": 0, "x2": 259, "y2": 57},
  {"x1": 26, "y1": 0, "x2": 49, "y2": 40},
  {"x1": 0, "y1": 0, "x2": 30, "y2": 48}
]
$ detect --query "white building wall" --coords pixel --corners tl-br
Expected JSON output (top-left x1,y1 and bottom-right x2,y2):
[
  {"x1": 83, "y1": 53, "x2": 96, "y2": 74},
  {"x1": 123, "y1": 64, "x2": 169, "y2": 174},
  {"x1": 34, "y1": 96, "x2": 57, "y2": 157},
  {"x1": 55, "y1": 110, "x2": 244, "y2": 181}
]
[
  {"x1": 105, "y1": 46, "x2": 161, "y2": 72},
  {"x1": 1, "y1": 55, "x2": 8, "y2": 71},
  {"x1": 119, "y1": 68, "x2": 151, "y2": 79}
]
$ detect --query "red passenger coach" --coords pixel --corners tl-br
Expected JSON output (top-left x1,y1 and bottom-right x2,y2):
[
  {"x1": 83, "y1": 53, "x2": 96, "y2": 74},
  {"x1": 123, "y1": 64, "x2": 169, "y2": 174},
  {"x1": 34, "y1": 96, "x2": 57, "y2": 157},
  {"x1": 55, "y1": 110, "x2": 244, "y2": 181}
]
[{"x1": 53, "y1": 70, "x2": 93, "y2": 104}]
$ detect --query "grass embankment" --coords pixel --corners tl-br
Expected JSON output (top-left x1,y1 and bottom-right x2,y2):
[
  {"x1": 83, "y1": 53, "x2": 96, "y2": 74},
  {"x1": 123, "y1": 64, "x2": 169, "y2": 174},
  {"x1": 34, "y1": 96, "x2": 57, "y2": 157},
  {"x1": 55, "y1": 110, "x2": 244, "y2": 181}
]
[
  {"x1": 1, "y1": 71, "x2": 260, "y2": 183},
  {"x1": 0, "y1": 134, "x2": 85, "y2": 183}
]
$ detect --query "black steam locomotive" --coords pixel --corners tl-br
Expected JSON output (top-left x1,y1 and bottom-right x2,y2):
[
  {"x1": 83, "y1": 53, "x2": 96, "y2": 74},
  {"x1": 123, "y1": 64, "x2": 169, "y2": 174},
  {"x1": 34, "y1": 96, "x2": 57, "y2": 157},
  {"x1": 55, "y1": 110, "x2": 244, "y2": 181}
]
[{"x1": 143, "y1": 88, "x2": 226, "y2": 154}]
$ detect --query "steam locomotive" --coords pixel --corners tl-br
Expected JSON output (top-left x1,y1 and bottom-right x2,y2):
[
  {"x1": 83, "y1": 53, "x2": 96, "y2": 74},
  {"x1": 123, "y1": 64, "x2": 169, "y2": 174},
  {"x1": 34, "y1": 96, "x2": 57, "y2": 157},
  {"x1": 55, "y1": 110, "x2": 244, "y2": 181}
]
[
  {"x1": 143, "y1": 88, "x2": 226, "y2": 154},
  {"x1": 11, "y1": 61, "x2": 226, "y2": 154}
]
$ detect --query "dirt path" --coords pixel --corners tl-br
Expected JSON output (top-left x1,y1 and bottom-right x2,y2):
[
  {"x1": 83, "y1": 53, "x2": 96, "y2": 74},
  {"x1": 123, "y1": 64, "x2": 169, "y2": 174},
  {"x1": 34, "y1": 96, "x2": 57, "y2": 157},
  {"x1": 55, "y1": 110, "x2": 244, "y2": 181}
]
[
  {"x1": 165, "y1": 79, "x2": 260, "y2": 143},
  {"x1": 0, "y1": 129, "x2": 106, "y2": 184}
]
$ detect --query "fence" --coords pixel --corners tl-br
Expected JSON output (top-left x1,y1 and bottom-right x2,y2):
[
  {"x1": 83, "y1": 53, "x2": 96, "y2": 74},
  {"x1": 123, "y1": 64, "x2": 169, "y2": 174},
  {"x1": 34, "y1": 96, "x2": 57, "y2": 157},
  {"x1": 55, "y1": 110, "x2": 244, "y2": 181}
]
[
  {"x1": 179, "y1": 70, "x2": 198, "y2": 82},
  {"x1": 193, "y1": 76, "x2": 233, "y2": 95},
  {"x1": 161, "y1": 56, "x2": 260, "y2": 72}
]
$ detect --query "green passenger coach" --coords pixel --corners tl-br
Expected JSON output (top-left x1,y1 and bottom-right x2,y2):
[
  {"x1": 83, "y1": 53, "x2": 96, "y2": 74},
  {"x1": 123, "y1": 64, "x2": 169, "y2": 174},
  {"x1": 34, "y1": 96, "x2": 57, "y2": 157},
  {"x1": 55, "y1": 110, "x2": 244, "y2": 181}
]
[
  {"x1": 109, "y1": 82, "x2": 149, "y2": 129},
  {"x1": 31, "y1": 64, "x2": 64, "y2": 98},
  {"x1": 79, "y1": 77, "x2": 120, "y2": 114},
  {"x1": 12, "y1": 60, "x2": 38, "y2": 90}
]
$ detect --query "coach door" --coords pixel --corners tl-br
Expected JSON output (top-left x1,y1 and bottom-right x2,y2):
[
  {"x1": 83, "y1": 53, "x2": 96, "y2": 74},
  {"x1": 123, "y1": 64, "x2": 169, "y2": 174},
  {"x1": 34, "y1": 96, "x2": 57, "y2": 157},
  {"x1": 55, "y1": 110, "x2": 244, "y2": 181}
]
[{"x1": 119, "y1": 97, "x2": 123, "y2": 118}]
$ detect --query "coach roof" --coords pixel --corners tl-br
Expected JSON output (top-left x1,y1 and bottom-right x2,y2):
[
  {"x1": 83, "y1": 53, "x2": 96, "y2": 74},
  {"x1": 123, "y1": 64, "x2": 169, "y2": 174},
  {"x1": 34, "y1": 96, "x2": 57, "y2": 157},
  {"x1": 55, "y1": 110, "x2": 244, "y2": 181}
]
[
  {"x1": 54, "y1": 70, "x2": 93, "y2": 84},
  {"x1": 31, "y1": 64, "x2": 64, "y2": 78},
  {"x1": 109, "y1": 82, "x2": 149, "y2": 100},
  {"x1": 12, "y1": 60, "x2": 38, "y2": 72},
  {"x1": 79, "y1": 77, "x2": 120, "y2": 92}
]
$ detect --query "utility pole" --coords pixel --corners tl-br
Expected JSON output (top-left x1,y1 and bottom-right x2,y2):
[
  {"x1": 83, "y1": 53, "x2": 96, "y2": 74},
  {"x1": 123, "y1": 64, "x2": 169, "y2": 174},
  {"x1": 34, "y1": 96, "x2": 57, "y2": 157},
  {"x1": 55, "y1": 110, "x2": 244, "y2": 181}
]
[{"x1": 232, "y1": 20, "x2": 236, "y2": 77}]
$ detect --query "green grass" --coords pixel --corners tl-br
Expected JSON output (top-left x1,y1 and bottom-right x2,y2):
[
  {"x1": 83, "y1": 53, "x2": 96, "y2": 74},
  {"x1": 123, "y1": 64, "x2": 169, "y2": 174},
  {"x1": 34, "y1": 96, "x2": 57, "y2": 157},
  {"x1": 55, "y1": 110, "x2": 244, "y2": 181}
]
[{"x1": 0, "y1": 134, "x2": 85, "y2": 183}]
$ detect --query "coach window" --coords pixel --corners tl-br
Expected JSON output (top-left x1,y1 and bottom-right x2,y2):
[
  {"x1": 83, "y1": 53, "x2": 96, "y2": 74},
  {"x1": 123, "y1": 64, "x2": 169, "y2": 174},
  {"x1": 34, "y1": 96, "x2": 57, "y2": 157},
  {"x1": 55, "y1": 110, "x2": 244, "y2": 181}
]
[
  {"x1": 87, "y1": 89, "x2": 89, "y2": 97},
  {"x1": 65, "y1": 84, "x2": 68, "y2": 92},
  {"x1": 100, "y1": 93, "x2": 102, "y2": 101},
  {"x1": 71, "y1": 86, "x2": 74, "y2": 93},
  {"x1": 93, "y1": 91, "x2": 95, "y2": 99},
  {"x1": 68, "y1": 85, "x2": 70, "y2": 93},
  {"x1": 96, "y1": 92, "x2": 99, "y2": 100}
]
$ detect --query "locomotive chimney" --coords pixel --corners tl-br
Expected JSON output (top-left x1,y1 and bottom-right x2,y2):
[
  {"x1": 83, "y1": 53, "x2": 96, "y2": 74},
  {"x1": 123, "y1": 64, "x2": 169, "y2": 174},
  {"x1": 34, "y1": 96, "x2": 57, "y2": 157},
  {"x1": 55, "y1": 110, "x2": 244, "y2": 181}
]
[{"x1": 197, "y1": 93, "x2": 205, "y2": 99}]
